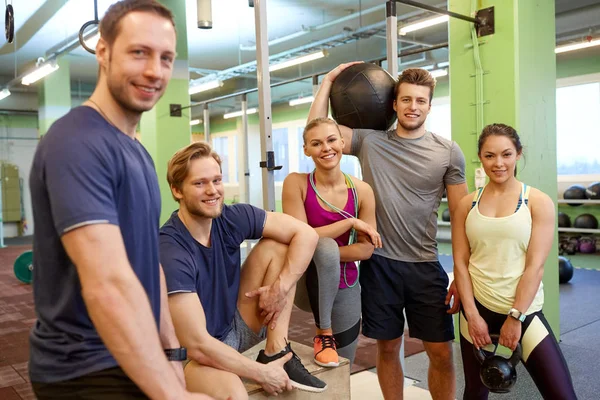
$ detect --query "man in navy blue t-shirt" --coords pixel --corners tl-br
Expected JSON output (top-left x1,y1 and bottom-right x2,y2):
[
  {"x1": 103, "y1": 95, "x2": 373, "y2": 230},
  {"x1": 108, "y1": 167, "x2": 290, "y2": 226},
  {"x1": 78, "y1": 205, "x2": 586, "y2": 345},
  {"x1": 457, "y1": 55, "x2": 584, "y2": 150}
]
[
  {"x1": 28, "y1": 2, "x2": 211, "y2": 399},
  {"x1": 160, "y1": 142, "x2": 328, "y2": 397}
]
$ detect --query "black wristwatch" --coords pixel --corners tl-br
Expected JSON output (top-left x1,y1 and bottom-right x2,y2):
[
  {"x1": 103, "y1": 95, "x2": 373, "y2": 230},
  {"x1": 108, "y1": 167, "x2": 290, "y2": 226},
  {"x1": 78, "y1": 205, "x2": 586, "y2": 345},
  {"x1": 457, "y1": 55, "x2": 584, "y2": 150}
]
[{"x1": 164, "y1": 347, "x2": 187, "y2": 361}]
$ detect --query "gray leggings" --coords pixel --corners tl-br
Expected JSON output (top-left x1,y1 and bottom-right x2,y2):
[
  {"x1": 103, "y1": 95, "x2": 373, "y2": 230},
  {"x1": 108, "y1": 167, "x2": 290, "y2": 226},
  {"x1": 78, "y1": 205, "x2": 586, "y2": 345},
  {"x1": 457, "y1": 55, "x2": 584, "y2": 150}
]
[{"x1": 294, "y1": 237, "x2": 361, "y2": 365}]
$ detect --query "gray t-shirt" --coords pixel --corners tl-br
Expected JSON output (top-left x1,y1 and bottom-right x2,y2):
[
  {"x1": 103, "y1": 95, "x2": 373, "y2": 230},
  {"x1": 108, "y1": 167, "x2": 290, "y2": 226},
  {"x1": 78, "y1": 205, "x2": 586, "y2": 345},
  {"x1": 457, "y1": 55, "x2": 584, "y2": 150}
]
[{"x1": 351, "y1": 129, "x2": 466, "y2": 262}]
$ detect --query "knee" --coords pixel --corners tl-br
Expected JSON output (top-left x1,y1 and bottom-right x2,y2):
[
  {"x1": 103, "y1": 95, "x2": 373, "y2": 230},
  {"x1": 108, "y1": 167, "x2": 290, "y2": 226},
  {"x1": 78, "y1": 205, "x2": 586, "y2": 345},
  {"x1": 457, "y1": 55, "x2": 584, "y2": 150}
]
[
  {"x1": 253, "y1": 239, "x2": 288, "y2": 265},
  {"x1": 313, "y1": 237, "x2": 340, "y2": 266},
  {"x1": 227, "y1": 382, "x2": 249, "y2": 400},
  {"x1": 213, "y1": 376, "x2": 248, "y2": 400},
  {"x1": 426, "y1": 343, "x2": 454, "y2": 369},
  {"x1": 377, "y1": 338, "x2": 403, "y2": 358}
]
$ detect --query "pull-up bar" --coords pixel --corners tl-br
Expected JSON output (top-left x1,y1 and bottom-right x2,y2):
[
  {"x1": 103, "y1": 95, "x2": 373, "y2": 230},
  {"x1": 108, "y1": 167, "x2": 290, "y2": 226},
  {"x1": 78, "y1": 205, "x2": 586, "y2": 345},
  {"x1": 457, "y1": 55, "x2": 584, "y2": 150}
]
[{"x1": 396, "y1": 0, "x2": 495, "y2": 37}]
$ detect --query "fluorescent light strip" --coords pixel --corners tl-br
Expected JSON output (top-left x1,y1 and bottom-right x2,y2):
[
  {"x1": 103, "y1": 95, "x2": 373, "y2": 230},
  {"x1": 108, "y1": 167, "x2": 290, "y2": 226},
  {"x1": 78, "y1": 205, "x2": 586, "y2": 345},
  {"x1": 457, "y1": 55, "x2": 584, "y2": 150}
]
[
  {"x1": 270, "y1": 50, "x2": 326, "y2": 72},
  {"x1": 190, "y1": 119, "x2": 202, "y2": 125},
  {"x1": 21, "y1": 63, "x2": 60, "y2": 86},
  {"x1": 0, "y1": 88, "x2": 10, "y2": 101},
  {"x1": 399, "y1": 15, "x2": 449, "y2": 35},
  {"x1": 223, "y1": 108, "x2": 257, "y2": 119},
  {"x1": 189, "y1": 80, "x2": 223, "y2": 95},
  {"x1": 289, "y1": 96, "x2": 314, "y2": 106},
  {"x1": 555, "y1": 39, "x2": 600, "y2": 54},
  {"x1": 430, "y1": 68, "x2": 448, "y2": 78}
]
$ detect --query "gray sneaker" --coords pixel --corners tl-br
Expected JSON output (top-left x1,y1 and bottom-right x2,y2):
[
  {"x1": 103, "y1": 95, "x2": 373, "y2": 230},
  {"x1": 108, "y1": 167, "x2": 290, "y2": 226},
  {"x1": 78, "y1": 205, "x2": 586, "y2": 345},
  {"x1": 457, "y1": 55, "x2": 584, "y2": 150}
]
[{"x1": 256, "y1": 342, "x2": 328, "y2": 393}]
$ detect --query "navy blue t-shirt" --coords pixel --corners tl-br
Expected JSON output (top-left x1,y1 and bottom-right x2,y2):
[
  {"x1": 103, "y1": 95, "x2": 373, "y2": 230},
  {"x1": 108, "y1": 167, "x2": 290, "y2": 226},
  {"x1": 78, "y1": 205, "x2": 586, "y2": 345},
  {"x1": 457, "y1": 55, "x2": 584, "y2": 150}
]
[
  {"x1": 160, "y1": 204, "x2": 266, "y2": 340},
  {"x1": 28, "y1": 106, "x2": 162, "y2": 383}
]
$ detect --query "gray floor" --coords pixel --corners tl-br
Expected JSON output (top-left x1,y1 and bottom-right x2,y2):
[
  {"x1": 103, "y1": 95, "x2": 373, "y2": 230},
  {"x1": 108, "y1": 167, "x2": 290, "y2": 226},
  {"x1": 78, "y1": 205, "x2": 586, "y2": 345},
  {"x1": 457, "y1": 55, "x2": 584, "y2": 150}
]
[{"x1": 402, "y1": 256, "x2": 600, "y2": 399}]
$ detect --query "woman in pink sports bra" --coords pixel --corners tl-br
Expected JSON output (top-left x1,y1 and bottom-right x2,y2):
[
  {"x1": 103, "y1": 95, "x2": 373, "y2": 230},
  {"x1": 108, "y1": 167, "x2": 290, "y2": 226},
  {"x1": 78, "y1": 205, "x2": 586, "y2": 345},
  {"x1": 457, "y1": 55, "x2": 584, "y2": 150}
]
[{"x1": 282, "y1": 117, "x2": 381, "y2": 368}]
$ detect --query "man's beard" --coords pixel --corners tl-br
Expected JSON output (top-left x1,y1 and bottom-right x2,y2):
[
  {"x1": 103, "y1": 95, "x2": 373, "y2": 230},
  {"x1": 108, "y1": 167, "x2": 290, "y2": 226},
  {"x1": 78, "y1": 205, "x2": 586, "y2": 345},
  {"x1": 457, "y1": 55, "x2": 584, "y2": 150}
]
[{"x1": 184, "y1": 198, "x2": 223, "y2": 219}]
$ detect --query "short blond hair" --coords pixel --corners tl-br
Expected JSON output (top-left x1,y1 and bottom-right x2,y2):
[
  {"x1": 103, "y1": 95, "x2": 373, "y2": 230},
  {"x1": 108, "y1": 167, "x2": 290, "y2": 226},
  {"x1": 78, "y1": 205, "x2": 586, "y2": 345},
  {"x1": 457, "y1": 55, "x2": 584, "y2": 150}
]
[
  {"x1": 302, "y1": 117, "x2": 342, "y2": 143},
  {"x1": 166, "y1": 141, "x2": 222, "y2": 202}
]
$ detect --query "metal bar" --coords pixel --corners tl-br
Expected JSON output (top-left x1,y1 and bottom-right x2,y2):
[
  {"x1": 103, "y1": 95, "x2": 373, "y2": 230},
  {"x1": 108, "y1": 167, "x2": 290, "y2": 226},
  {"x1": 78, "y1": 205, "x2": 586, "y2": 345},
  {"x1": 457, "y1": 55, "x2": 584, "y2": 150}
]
[
  {"x1": 397, "y1": 42, "x2": 448, "y2": 57},
  {"x1": 386, "y1": 1, "x2": 399, "y2": 77},
  {"x1": 312, "y1": 75, "x2": 319, "y2": 97},
  {"x1": 396, "y1": 0, "x2": 479, "y2": 24},
  {"x1": 241, "y1": 94, "x2": 250, "y2": 203},
  {"x1": 203, "y1": 104, "x2": 210, "y2": 142},
  {"x1": 180, "y1": 43, "x2": 447, "y2": 111},
  {"x1": 254, "y1": 0, "x2": 276, "y2": 212}
]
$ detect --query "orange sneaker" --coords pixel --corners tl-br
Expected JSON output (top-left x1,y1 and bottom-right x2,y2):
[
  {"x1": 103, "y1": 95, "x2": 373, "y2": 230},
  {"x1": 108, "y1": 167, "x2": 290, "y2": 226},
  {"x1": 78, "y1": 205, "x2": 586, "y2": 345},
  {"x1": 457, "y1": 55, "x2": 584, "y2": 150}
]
[{"x1": 313, "y1": 334, "x2": 339, "y2": 367}]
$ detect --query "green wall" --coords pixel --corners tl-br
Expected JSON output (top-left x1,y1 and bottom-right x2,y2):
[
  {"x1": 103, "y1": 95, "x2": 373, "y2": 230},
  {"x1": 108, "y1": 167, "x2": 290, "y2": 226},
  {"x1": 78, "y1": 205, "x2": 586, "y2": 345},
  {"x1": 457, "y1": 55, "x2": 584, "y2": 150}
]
[{"x1": 0, "y1": 115, "x2": 38, "y2": 129}]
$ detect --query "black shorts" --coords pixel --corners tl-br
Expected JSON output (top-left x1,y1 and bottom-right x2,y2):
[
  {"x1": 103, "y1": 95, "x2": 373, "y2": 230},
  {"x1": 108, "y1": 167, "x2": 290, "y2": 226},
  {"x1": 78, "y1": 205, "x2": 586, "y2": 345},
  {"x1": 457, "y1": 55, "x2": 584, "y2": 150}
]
[
  {"x1": 360, "y1": 254, "x2": 454, "y2": 342},
  {"x1": 32, "y1": 367, "x2": 147, "y2": 399}
]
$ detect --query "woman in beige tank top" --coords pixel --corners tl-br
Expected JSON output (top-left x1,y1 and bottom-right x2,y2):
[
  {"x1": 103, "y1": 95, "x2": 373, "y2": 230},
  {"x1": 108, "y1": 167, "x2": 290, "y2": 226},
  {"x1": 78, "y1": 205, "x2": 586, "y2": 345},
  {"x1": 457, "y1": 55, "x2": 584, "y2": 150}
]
[{"x1": 451, "y1": 124, "x2": 576, "y2": 399}]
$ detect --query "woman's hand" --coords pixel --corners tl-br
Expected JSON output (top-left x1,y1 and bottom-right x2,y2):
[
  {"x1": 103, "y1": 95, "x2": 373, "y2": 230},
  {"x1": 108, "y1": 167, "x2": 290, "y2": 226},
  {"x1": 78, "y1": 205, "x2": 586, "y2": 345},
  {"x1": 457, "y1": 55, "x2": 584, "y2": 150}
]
[
  {"x1": 499, "y1": 317, "x2": 522, "y2": 352},
  {"x1": 467, "y1": 313, "x2": 492, "y2": 350},
  {"x1": 352, "y1": 219, "x2": 382, "y2": 248}
]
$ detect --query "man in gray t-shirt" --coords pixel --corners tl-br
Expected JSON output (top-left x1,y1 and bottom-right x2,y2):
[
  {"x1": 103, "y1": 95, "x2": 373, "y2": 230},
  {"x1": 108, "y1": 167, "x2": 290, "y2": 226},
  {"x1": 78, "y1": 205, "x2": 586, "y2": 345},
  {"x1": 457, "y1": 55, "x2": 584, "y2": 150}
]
[{"x1": 308, "y1": 63, "x2": 467, "y2": 400}]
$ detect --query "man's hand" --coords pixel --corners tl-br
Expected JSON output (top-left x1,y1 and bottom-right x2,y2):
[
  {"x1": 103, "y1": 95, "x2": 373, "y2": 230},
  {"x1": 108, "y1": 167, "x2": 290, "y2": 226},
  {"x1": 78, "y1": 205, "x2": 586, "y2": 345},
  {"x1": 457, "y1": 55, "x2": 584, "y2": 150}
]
[
  {"x1": 445, "y1": 280, "x2": 461, "y2": 314},
  {"x1": 258, "y1": 353, "x2": 293, "y2": 395},
  {"x1": 352, "y1": 219, "x2": 382, "y2": 248},
  {"x1": 324, "y1": 61, "x2": 364, "y2": 84},
  {"x1": 245, "y1": 278, "x2": 287, "y2": 329},
  {"x1": 499, "y1": 317, "x2": 522, "y2": 352}
]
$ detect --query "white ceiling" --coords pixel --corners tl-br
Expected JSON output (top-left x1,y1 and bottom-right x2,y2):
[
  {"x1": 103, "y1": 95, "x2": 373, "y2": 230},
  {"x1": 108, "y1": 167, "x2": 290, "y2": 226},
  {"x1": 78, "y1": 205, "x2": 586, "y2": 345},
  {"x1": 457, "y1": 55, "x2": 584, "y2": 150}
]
[{"x1": 0, "y1": 0, "x2": 599, "y2": 118}]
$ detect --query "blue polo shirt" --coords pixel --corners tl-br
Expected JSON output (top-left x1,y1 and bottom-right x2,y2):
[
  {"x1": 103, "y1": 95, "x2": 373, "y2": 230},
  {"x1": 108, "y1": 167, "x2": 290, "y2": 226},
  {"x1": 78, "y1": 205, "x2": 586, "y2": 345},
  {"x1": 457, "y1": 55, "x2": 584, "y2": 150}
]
[
  {"x1": 28, "y1": 106, "x2": 162, "y2": 383},
  {"x1": 159, "y1": 204, "x2": 266, "y2": 340}
]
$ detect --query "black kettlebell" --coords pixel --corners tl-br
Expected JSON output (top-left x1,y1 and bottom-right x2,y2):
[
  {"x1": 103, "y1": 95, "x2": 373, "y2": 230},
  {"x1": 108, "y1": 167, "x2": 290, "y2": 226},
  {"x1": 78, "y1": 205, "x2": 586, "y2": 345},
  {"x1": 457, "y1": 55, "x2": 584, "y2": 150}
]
[{"x1": 473, "y1": 334, "x2": 522, "y2": 393}]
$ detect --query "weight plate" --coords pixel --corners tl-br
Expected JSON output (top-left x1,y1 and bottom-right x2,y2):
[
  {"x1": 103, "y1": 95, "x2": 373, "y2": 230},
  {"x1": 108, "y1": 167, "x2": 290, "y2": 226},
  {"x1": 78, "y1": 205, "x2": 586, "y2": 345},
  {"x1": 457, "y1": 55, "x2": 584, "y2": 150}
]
[
  {"x1": 5, "y1": 4, "x2": 14, "y2": 44},
  {"x1": 14, "y1": 250, "x2": 33, "y2": 284}
]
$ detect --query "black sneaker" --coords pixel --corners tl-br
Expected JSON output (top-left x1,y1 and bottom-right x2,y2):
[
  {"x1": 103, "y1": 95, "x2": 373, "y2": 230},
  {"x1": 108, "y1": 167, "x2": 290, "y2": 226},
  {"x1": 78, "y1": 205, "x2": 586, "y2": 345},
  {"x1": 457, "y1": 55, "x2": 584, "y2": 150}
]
[{"x1": 256, "y1": 342, "x2": 328, "y2": 393}]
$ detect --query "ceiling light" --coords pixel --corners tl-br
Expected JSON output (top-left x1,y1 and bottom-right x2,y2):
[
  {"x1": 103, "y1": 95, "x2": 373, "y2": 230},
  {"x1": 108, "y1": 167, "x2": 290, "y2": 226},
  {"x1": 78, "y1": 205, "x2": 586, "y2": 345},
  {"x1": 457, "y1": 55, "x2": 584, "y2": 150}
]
[
  {"x1": 270, "y1": 50, "x2": 327, "y2": 72},
  {"x1": 189, "y1": 80, "x2": 223, "y2": 95},
  {"x1": 289, "y1": 96, "x2": 314, "y2": 106},
  {"x1": 21, "y1": 62, "x2": 60, "y2": 86},
  {"x1": 0, "y1": 88, "x2": 11, "y2": 101},
  {"x1": 555, "y1": 38, "x2": 600, "y2": 54},
  {"x1": 190, "y1": 119, "x2": 202, "y2": 125},
  {"x1": 437, "y1": 61, "x2": 449, "y2": 68},
  {"x1": 223, "y1": 108, "x2": 257, "y2": 119},
  {"x1": 399, "y1": 15, "x2": 449, "y2": 35},
  {"x1": 430, "y1": 68, "x2": 448, "y2": 78}
]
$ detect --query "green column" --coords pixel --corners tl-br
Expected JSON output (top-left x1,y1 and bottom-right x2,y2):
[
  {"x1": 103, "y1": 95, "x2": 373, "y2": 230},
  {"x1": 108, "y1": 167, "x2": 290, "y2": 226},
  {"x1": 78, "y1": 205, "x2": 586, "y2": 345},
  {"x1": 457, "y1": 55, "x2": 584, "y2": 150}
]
[
  {"x1": 141, "y1": 0, "x2": 191, "y2": 224},
  {"x1": 449, "y1": 1, "x2": 560, "y2": 336},
  {"x1": 38, "y1": 58, "x2": 71, "y2": 136}
]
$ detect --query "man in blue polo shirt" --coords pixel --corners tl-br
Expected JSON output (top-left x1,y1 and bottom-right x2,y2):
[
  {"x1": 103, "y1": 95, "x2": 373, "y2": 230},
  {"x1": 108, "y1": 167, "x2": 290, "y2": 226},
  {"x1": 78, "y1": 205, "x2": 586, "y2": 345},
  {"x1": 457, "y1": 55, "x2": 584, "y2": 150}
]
[
  {"x1": 159, "y1": 142, "x2": 328, "y2": 398},
  {"x1": 28, "y1": 1, "x2": 212, "y2": 399}
]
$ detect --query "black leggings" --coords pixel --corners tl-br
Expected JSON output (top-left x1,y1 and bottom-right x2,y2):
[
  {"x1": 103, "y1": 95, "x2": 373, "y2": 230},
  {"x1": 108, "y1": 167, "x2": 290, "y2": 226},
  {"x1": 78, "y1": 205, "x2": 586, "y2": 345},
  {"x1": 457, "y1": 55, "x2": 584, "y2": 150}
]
[{"x1": 459, "y1": 300, "x2": 577, "y2": 400}]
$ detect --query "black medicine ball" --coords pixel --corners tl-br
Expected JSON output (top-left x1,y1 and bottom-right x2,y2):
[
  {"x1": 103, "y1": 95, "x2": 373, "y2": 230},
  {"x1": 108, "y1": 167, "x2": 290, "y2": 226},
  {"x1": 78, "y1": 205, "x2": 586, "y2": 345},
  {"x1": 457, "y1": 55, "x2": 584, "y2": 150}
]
[
  {"x1": 586, "y1": 182, "x2": 600, "y2": 200},
  {"x1": 563, "y1": 184, "x2": 587, "y2": 206},
  {"x1": 558, "y1": 256, "x2": 574, "y2": 284},
  {"x1": 330, "y1": 63, "x2": 397, "y2": 131},
  {"x1": 558, "y1": 212, "x2": 571, "y2": 228},
  {"x1": 573, "y1": 213, "x2": 599, "y2": 230}
]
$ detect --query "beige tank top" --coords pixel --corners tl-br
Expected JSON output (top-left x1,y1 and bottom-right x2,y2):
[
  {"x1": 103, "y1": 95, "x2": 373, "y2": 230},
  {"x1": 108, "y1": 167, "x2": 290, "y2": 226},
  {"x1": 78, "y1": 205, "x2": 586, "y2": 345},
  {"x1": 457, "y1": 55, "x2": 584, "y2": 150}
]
[{"x1": 465, "y1": 183, "x2": 544, "y2": 315}]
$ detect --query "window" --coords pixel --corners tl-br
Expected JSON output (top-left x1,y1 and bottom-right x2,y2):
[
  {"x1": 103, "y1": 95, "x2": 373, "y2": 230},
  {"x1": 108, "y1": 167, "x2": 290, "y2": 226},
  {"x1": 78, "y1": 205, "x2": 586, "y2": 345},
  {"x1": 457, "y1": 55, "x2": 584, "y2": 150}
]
[
  {"x1": 340, "y1": 155, "x2": 362, "y2": 178},
  {"x1": 556, "y1": 81, "x2": 600, "y2": 175},
  {"x1": 273, "y1": 127, "x2": 289, "y2": 182},
  {"x1": 212, "y1": 136, "x2": 229, "y2": 183},
  {"x1": 425, "y1": 96, "x2": 451, "y2": 140},
  {"x1": 297, "y1": 127, "x2": 314, "y2": 173}
]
